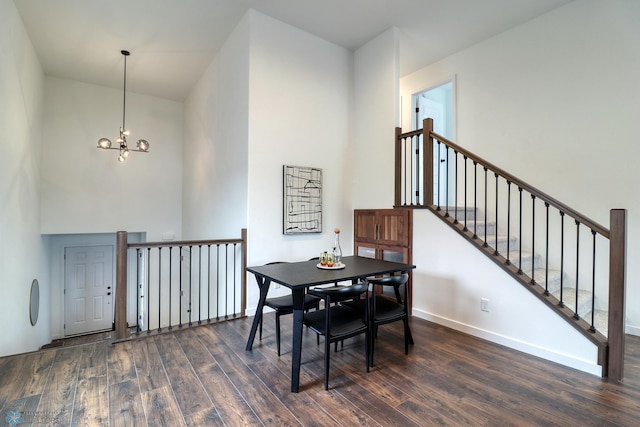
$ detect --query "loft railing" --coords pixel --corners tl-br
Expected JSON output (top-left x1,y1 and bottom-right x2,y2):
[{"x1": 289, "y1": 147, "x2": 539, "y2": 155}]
[
  {"x1": 114, "y1": 229, "x2": 247, "y2": 340},
  {"x1": 395, "y1": 118, "x2": 626, "y2": 381}
]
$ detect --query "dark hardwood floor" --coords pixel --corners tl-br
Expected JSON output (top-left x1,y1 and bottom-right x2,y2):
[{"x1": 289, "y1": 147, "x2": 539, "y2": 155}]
[{"x1": 1, "y1": 315, "x2": 640, "y2": 426}]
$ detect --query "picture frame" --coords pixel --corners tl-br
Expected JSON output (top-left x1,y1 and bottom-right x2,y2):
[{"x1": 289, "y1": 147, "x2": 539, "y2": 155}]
[{"x1": 283, "y1": 165, "x2": 322, "y2": 234}]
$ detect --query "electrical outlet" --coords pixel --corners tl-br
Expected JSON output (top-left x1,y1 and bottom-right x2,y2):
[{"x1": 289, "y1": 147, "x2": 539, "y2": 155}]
[{"x1": 481, "y1": 298, "x2": 489, "y2": 312}]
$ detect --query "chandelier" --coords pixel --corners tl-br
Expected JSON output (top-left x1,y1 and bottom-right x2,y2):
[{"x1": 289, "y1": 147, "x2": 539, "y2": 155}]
[{"x1": 97, "y1": 50, "x2": 149, "y2": 162}]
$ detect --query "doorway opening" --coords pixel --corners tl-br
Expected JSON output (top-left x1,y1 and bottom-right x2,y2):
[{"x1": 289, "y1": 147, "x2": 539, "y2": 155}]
[{"x1": 411, "y1": 79, "x2": 455, "y2": 205}]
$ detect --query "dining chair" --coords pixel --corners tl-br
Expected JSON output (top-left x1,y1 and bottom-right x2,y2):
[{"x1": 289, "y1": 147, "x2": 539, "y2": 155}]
[
  {"x1": 304, "y1": 282, "x2": 370, "y2": 390},
  {"x1": 259, "y1": 262, "x2": 321, "y2": 356},
  {"x1": 344, "y1": 273, "x2": 413, "y2": 367}
]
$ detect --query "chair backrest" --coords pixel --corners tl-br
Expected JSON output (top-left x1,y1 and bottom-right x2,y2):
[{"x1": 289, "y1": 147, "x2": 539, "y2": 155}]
[
  {"x1": 368, "y1": 274, "x2": 408, "y2": 288},
  {"x1": 310, "y1": 281, "x2": 369, "y2": 304}
]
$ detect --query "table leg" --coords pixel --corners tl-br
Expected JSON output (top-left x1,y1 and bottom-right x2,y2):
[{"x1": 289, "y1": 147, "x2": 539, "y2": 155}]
[
  {"x1": 290, "y1": 288, "x2": 305, "y2": 392},
  {"x1": 245, "y1": 276, "x2": 270, "y2": 351}
]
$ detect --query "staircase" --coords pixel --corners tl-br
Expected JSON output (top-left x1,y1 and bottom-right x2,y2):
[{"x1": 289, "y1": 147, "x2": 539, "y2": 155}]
[
  {"x1": 444, "y1": 206, "x2": 609, "y2": 337},
  {"x1": 394, "y1": 118, "x2": 627, "y2": 380}
]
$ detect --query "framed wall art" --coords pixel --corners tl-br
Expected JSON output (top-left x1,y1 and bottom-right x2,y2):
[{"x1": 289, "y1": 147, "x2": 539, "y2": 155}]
[{"x1": 283, "y1": 165, "x2": 322, "y2": 234}]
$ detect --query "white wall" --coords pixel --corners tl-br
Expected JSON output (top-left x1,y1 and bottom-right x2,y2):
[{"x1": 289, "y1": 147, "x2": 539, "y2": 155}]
[
  {"x1": 183, "y1": 13, "x2": 250, "y2": 240},
  {"x1": 401, "y1": 0, "x2": 640, "y2": 373},
  {"x1": 352, "y1": 27, "x2": 400, "y2": 209},
  {"x1": 40, "y1": 77, "x2": 183, "y2": 241},
  {"x1": 246, "y1": 10, "x2": 353, "y2": 311},
  {"x1": 0, "y1": 0, "x2": 48, "y2": 356}
]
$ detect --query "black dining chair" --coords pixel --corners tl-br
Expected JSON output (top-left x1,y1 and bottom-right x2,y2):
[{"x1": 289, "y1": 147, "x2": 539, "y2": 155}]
[
  {"x1": 344, "y1": 273, "x2": 413, "y2": 367},
  {"x1": 304, "y1": 282, "x2": 370, "y2": 390},
  {"x1": 259, "y1": 262, "x2": 321, "y2": 356}
]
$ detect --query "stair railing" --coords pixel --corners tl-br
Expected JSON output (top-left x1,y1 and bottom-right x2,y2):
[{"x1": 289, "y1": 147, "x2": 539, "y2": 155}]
[
  {"x1": 114, "y1": 229, "x2": 247, "y2": 340},
  {"x1": 395, "y1": 118, "x2": 626, "y2": 381}
]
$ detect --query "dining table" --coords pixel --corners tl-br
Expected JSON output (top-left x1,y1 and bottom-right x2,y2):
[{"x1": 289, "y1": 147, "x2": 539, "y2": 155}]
[{"x1": 245, "y1": 255, "x2": 416, "y2": 392}]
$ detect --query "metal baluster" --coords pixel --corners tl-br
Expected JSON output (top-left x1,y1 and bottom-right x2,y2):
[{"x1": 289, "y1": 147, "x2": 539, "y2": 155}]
[
  {"x1": 198, "y1": 245, "x2": 202, "y2": 324},
  {"x1": 189, "y1": 245, "x2": 193, "y2": 326},
  {"x1": 207, "y1": 244, "x2": 211, "y2": 322},
  {"x1": 506, "y1": 182, "x2": 511, "y2": 265},
  {"x1": 463, "y1": 156, "x2": 468, "y2": 231},
  {"x1": 445, "y1": 146, "x2": 450, "y2": 217},
  {"x1": 454, "y1": 151, "x2": 459, "y2": 223},
  {"x1": 179, "y1": 245, "x2": 183, "y2": 327},
  {"x1": 518, "y1": 187, "x2": 523, "y2": 275},
  {"x1": 559, "y1": 212, "x2": 565, "y2": 308},
  {"x1": 136, "y1": 248, "x2": 141, "y2": 335},
  {"x1": 147, "y1": 247, "x2": 151, "y2": 333},
  {"x1": 168, "y1": 247, "x2": 173, "y2": 330},
  {"x1": 225, "y1": 243, "x2": 230, "y2": 319},
  {"x1": 233, "y1": 243, "x2": 238, "y2": 318},
  {"x1": 544, "y1": 203, "x2": 550, "y2": 296},
  {"x1": 216, "y1": 245, "x2": 220, "y2": 321},
  {"x1": 483, "y1": 167, "x2": 488, "y2": 246},
  {"x1": 589, "y1": 230, "x2": 597, "y2": 332},
  {"x1": 531, "y1": 195, "x2": 537, "y2": 285},
  {"x1": 158, "y1": 247, "x2": 162, "y2": 332},
  {"x1": 494, "y1": 173, "x2": 499, "y2": 256},
  {"x1": 473, "y1": 162, "x2": 478, "y2": 239},
  {"x1": 436, "y1": 141, "x2": 442, "y2": 210},
  {"x1": 574, "y1": 221, "x2": 581, "y2": 320}
]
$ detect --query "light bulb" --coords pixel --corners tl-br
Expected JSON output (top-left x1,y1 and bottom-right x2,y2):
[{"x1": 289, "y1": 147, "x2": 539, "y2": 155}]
[
  {"x1": 97, "y1": 138, "x2": 111, "y2": 149},
  {"x1": 137, "y1": 139, "x2": 149, "y2": 152},
  {"x1": 118, "y1": 153, "x2": 126, "y2": 162},
  {"x1": 122, "y1": 148, "x2": 130, "y2": 159}
]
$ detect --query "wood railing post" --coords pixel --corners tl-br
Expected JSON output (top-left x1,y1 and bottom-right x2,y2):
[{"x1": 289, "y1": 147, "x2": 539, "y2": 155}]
[
  {"x1": 115, "y1": 231, "x2": 129, "y2": 340},
  {"x1": 607, "y1": 209, "x2": 626, "y2": 381},
  {"x1": 241, "y1": 228, "x2": 247, "y2": 317},
  {"x1": 394, "y1": 127, "x2": 402, "y2": 207},
  {"x1": 423, "y1": 118, "x2": 434, "y2": 207}
]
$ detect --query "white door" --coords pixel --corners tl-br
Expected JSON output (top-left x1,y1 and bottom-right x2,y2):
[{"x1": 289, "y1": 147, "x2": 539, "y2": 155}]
[{"x1": 64, "y1": 245, "x2": 114, "y2": 336}]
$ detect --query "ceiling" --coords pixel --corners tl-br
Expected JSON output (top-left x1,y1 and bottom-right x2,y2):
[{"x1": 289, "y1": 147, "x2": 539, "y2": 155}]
[{"x1": 13, "y1": 0, "x2": 573, "y2": 101}]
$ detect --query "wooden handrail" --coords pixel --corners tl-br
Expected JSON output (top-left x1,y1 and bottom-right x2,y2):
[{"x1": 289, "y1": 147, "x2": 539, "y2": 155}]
[{"x1": 419, "y1": 118, "x2": 609, "y2": 237}]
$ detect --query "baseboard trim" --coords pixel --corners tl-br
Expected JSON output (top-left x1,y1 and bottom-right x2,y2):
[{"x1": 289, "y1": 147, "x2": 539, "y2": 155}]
[{"x1": 412, "y1": 308, "x2": 602, "y2": 377}]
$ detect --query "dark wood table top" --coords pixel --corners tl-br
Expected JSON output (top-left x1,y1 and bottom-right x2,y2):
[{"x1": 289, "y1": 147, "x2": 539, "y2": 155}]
[{"x1": 246, "y1": 255, "x2": 415, "y2": 289}]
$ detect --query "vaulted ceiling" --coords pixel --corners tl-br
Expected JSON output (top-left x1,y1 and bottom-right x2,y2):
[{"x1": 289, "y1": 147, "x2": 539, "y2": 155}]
[{"x1": 13, "y1": 0, "x2": 572, "y2": 101}]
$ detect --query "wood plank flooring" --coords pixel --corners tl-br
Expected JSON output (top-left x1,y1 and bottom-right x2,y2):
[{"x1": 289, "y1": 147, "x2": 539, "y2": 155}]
[{"x1": 1, "y1": 315, "x2": 640, "y2": 426}]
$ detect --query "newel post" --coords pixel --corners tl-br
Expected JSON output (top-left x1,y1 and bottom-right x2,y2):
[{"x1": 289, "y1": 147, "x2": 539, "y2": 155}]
[
  {"x1": 423, "y1": 118, "x2": 434, "y2": 207},
  {"x1": 607, "y1": 209, "x2": 626, "y2": 381},
  {"x1": 115, "y1": 231, "x2": 129, "y2": 340}
]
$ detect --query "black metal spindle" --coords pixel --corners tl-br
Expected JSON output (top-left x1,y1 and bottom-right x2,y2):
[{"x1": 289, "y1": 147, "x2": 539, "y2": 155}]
[
  {"x1": 473, "y1": 162, "x2": 478, "y2": 239},
  {"x1": 136, "y1": 249, "x2": 141, "y2": 335},
  {"x1": 437, "y1": 141, "x2": 442, "y2": 210},
  {"x1": 531, "y1": 195, "x2": 537, "y2": 285},
  {"x1": 189, "y1": 245, "x2": 193, "y2": 326},
  {"x1": 574, "y1": 221, "x2": 581, "y2": 320},
  {"x1": 414, "y1": 135, "x2": 419, "y2": 206},
  {"x1": 216, "y1": 245, "x2": 220, "y2": 321},
  {"x1": 168, "y1": 247, "x2": 173, "y2": 330},
  {"x1": 483, "y1": 167, "x2": 488, "y2": 246},
  {"x1": 590, "y1": 230, "x2": 597, "y2": 332},
  {"x1": 506, "y1": 182, "x2": 511, "y2": 265},
  {"x1": 445, "y1": 146, "x2": 450, "y2": 217},
  {"x1": 146, "y1": 247, "x2": 151, "y2": 333},
  {"x1": 179, "y1": 246, "x2": 183, "y2": 327},
  {"x1": 454, "y1": 151, "x2": 459, "y2": 223},
  {"x1": 544, "y1": 203, "x2": 550, "y2": 296},
  {"x1": 463, "y1": 156, "x2": 468, "y2": 231},
  {"x1": 207, "y1": 244, "x2": 211, "y2": 322},
  {"x1": 518, "y1": 187, "x2": 523, "y2": 275},
  {"x1": 225, "y1": 244, "x2": 229, "y2": 319},
  {"x1": 233, "y1": 243, "x2": 238, "y2": 318},
  {"x1": 559, "y1": 212, "x2": 565, "y2": 308},
  {"x1": 158, "y1": 247, "x2": 162, "y2": 332},
  {"x1": 198, "y1": 245, "x2": 202, "y2": 324},
  {"x1": 494, "y1": 173, "x2": 499, "y2": 256}
]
